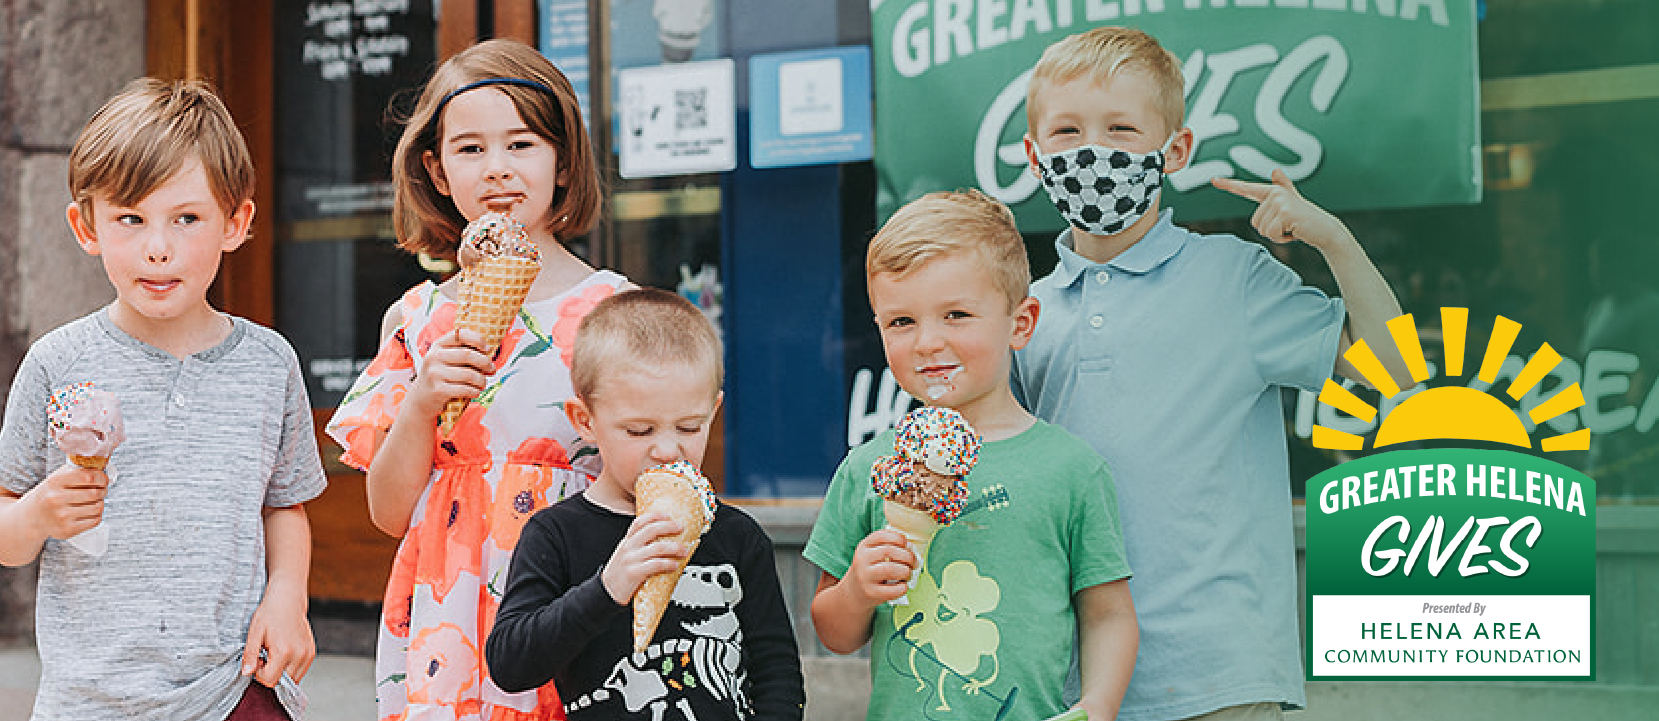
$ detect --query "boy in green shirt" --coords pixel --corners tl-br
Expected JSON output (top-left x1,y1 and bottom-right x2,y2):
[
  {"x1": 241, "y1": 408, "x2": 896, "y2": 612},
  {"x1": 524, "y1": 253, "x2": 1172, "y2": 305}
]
[{"x1": 805, "y1": 189, "x2": 1137, "y2": 721}]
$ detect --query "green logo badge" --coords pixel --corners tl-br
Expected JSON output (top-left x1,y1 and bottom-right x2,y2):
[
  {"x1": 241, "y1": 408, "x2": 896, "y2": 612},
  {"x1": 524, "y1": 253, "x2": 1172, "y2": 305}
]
[{"x1": 1305, "y1": 310, "x2": 1596, "y2": 679}]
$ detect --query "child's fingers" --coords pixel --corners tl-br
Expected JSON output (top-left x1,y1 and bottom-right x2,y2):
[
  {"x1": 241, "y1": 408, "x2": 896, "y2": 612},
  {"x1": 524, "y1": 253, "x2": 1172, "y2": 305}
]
[
  {"x1": 1259, "y1": 205, "x2": 1290, "y2": 241},
  {"x1": 629, "y1": 531, "x2": 687, "y2": 564},
  {"x1": 868, "y1": 577, "x2": 911, "y2": 603},
  {"x1": 861, "y1": 539, "x2": 915, "y2": 569},
  {"x1": 855, "y1": 540, "x2": 915, "y2": 582},
  {"x1": 863, "y1": 528, "x2": 910, "y2": 549},
  {"x1": 453, "y1": 328, "x2": 488, "y2": 353},
  {"x1": 635, "y1": 554, "x2": 687, "y2": 580},
  {"x1": 291, "y1": 643, "x2": 316, "y2": 683},
  {"x1": 434, "y1": 340, "x2": 494, "y2": 376},
  {"x1": 627, "y1": 513, "x2": 685, "y2": 546},
  {"x1": 1210, "y1": 175, "x2": 1271, "y2": 203},
  {"x1": 240, "y1": 626, "x2": 264, "y2": 678},
  {"x1": 1270, "y1": 168, "x2": 1301, "y2": 196},
  {"x1": 66, "y1": 496, "x2": 104, "y2": 525},
  {"x1": 54, "y1": 465, "x2": 108, "y2": 489},
  {"x1": 255, "y1": 649, "x2": 285, "y2": 687},
  {"x1": 427, "y1": 330, "x2": 493, "y2": 374}
]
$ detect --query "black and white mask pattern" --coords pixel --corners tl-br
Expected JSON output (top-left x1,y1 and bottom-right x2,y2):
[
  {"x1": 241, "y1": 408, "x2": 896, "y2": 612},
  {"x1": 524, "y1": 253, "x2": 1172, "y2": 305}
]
[{"x1": 1034, "y1": 135, "x2": 1173, "y2": 236}]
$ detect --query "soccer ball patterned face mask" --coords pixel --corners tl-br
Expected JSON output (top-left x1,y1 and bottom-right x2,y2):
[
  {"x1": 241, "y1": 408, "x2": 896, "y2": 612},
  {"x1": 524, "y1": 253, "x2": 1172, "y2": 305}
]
[{"x1": 1033, "y1": 133, "x2": 1175, "y2": 236}]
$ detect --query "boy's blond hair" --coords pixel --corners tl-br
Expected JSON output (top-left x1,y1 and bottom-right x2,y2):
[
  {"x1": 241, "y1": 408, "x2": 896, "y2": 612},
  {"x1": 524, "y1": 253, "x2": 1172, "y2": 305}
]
[
  {"x1": 393, "y1": 39, "x2": 602, "y2": 260},
  {"x1": 68, "y1": 78, "x2": 254, "y2": 223},
  {"x1": 1027, "y1": 26, "x2": 1185, "y2": 138},
  {"x1": 867, "y1": 189, "x2": 1029, "y2": 312},
  {"x1": 571, "y1": 288, "x2": 723, "y2": 403}
]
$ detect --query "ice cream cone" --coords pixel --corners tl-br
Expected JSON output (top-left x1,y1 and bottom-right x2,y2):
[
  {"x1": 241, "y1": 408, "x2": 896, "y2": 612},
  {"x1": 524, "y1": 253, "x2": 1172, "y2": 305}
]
[
  {"x1": 631, "y1": 463, "x2": 716, "y2": 653},
  {"x1": 438, "y1": 253, "x2": 540, "y2": 434},
  {"x1": 48, "y1": 382, "x2": 122, "y2": 557},
  {"x1": 883, "y1": 499, "x2": 941, "y2": 605},
  {"x1": 70, "y1": 455, "x2": 108, "y2": 470}
]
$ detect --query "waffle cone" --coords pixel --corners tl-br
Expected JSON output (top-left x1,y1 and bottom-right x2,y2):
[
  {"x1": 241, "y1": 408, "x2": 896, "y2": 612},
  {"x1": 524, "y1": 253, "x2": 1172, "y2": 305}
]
[
  {"x1": 631, "y1": 469, "x2": 713, "y2": 652},
  {"x1": 439, "y1": 255, "x2": 540, "y2": 434},
  {"x1": 70, "y1": 455, "x2": 108, "y2": 470}
]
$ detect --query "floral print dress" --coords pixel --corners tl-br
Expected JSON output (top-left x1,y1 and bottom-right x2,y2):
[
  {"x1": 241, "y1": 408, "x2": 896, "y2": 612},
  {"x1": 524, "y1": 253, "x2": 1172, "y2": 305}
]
[{"x1": 327, "y1": 270, "x2": 627, "y2": 721}]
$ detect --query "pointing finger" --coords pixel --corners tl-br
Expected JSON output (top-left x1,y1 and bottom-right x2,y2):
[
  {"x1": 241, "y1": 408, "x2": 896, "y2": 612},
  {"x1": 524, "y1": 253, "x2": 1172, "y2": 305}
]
[
  {"x1": 1270, "y1": 168, "x2": 1301, "y2": 196},
  {"x1": 1211, "y1": 175, "x2": 1271, "y2": 203}
]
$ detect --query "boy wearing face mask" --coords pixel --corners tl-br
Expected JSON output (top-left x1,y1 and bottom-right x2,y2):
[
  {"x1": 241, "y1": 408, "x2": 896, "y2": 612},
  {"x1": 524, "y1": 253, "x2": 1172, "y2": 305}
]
[{"x1": 1013, "y1": 27, "x2": 1409, "y2": 721}]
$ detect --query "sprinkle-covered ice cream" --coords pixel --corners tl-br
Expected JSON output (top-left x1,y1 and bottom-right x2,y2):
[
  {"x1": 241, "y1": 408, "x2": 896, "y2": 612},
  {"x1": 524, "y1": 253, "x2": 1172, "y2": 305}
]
[
  {"x1": 46, "y1": 382, "x2": 125, "y2": 465},
  {"x1": 872, "y1": 406, "x2": 981, "y2": 524},
  {"x1": 458, "y1": 211, "x2": 538, "y2": 266}
]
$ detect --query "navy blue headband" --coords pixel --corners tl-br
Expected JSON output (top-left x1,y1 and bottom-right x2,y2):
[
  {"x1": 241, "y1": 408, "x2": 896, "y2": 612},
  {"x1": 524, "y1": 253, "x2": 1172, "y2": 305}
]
[{"x1": 432, "y1": 77, "x2": 558, "y2": 121}]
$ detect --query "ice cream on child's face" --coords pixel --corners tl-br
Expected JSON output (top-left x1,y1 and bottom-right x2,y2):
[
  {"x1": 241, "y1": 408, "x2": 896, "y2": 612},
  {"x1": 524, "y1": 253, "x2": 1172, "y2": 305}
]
[{"x1": 919, "y1": 365, "x2": 961, "y2": 400}]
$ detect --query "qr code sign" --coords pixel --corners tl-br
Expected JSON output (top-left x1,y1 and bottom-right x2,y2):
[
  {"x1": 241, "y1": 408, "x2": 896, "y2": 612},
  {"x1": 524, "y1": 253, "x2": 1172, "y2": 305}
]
[{"x1": 676, "y1": 88, "x2": 708, "y2": 131}]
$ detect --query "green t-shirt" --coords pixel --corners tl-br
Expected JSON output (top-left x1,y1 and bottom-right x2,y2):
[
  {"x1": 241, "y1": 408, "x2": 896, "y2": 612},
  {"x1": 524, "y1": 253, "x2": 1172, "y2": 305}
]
[{"x1": 804, "y1": 419, "x2": 1131, "y2": 721}]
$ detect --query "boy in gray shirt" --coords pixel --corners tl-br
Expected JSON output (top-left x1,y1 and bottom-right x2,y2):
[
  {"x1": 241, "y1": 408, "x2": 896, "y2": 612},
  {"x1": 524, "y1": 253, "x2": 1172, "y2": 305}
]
[{"x1": 0, "y1": 79, "x2": 326, "y2": 720}]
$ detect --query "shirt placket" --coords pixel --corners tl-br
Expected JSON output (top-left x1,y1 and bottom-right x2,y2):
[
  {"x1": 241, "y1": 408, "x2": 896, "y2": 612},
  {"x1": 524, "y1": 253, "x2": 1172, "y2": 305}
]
[{"x1": 1082, "y1": 265, "x2": 1115, "y2": 365}]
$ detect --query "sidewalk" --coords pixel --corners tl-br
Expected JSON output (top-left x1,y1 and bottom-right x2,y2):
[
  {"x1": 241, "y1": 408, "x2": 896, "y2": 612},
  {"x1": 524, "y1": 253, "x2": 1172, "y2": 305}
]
[
  {"x1": 0, "y1": 647, "x2": 874, "y2": 721},
  {"x1": 0, "y1": 647, "x2": 377, "y2": 721}
]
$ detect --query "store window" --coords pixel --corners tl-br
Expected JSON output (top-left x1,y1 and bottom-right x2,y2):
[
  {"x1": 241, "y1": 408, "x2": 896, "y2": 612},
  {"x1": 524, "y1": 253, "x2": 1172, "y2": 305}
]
[
  {"x1": 600, "y1": 0, "x2": 877, "y2": 497},
  {"x1": 274, "y1": 1, "x2": 437, "y2": 408}
]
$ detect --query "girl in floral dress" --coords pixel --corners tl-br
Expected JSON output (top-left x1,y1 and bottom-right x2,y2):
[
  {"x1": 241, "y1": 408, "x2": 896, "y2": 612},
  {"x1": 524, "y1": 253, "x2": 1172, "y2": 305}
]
[{"x1": 327, "y1": 39, "x2": 627, "y2": 721}]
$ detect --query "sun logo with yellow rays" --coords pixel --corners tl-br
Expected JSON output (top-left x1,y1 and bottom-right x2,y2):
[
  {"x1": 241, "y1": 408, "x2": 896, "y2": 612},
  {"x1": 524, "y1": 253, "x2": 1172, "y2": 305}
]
[{"x1": 1311, "y1": 308, "x2": 1591, "y2": 454}]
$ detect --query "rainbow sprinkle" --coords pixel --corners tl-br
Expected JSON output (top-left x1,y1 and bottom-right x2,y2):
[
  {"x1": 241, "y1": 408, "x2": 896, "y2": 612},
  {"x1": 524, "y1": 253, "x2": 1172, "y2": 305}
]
[
  {"x1": 892, "y1": 406, "x2": 981, "y2": 476},
  {"x1": 46, "y1": 382, "x2": 96, "y2": 434},
  {"x1": 871, "y1": 455, "x2": 969, "y2": 524}
]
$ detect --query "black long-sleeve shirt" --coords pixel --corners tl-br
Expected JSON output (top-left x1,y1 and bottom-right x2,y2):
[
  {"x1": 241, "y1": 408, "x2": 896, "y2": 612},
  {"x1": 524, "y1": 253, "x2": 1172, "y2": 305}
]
[{"x1": 487, "y1": 492, "x2": 805, "y2": 721}]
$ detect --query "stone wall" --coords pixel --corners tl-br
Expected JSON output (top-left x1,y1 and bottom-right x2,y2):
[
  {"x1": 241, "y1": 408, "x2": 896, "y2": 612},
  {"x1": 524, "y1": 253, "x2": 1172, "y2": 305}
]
[{"x1": 0, "y1": 0, "x2": 143, "y2": 647}]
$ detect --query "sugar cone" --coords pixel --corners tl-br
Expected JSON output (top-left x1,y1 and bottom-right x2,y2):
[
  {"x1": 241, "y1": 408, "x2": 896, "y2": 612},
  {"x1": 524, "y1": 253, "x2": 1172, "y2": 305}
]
[
  {"x1": 882, "y1": 499, "x2": 940, "y2": 605},
  {"x1": 439, "y1": 254, "x2": 540, "y2": 434},
  {"x1": 70, "y1": 455, "x2": 108, "y2": 470},
  {"x1": 631, "y1": 468, "x2": 713, "y2": 652}
]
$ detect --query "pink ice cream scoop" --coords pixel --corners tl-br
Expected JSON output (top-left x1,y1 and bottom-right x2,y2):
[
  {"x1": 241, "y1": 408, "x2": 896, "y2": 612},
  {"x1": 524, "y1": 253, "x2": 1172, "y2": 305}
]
[{"x1": 47, "y1": 382, "x2": 125, "y2": 467}]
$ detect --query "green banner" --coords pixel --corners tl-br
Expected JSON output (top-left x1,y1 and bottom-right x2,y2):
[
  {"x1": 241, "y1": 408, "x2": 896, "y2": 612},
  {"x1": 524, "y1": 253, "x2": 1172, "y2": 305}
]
[
  {"x1": 1304, "y1": 448, "x2": 1596, "y2": 679},
  {"x1": 872, "y1": 0, "x2": 1482, "y2": 229}
]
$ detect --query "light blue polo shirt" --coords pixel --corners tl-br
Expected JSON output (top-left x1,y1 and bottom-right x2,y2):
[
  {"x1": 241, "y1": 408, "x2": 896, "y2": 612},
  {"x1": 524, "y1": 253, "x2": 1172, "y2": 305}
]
[{"x1": 1011, "y1": 211, "x2": 1344, "y2": 721}]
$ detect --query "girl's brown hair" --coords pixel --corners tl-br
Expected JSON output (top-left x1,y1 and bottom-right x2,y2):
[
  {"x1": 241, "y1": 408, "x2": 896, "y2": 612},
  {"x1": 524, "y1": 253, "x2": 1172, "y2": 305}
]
[{"x1": 392, "y1": 39, "x2": 601, "y2": 259}]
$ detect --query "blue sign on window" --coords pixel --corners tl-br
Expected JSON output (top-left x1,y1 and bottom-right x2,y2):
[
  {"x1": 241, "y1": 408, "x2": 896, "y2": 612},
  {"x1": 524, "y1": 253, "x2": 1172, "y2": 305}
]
[{"x1": 748, "y1": 46, "x2": 872, "y2": 170}]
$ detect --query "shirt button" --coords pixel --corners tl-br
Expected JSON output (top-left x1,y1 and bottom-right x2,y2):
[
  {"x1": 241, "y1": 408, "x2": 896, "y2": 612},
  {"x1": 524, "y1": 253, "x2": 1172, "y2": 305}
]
[
  {"x1": 1089, "y1": 315, "x2": 1105, "y2": 329},
  {"x1": 1095, "y1": 271, "x2": 1110, "y2": 284},
  {"x1": 173, "y1": 394, "x2": 186, "y2": 408}
]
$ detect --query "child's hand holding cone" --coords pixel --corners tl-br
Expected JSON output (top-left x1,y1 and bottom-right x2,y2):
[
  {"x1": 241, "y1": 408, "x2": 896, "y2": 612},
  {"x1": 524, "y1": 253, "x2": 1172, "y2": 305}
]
[
  {"x1": 23, "y1": 464, "x2": 111, "y2": 543},
  {"x1": 601, "y1": 509, "x2": 691, "y2": 604},
  {"x1": 840, "y1": 528, "x2": 917, "y2": 606},
  {"x1": 606, "y1": 462, "x2": 716, "y2": 653},
  {"x1": 870, "y1": 406, "x2": 981, "y2": 604},
  {"x1": 438, "y1": 211, "x2": 541, "y2": 434},
  {"x1": 45, "y1": 382, "x2": 123, "y2": 555}
]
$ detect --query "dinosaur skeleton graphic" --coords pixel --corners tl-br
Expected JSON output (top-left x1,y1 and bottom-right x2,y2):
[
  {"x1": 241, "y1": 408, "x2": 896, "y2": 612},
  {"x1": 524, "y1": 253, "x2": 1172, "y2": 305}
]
[{"x1": 564, "y1": 563, "x2": 753, "y2": 721}]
